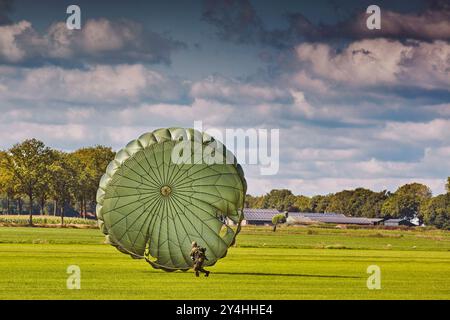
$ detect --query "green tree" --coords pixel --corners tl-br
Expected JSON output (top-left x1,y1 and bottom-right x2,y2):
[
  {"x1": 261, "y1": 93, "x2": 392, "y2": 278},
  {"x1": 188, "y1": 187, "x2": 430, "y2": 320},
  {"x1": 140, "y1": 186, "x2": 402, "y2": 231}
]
[
  {"x1": 327, "y1": 188, "x2": 388, "y2": 217},
  {"x1": 245, "y1": 194, "x2": 264, "y2": 208},
  {"x1": 271, "y1": 213, "x2": 286, "y2": 232},
  {"x1": 327, "y1": 190, "x2": 353, "y2": 215},
  {"x1": 0, "y1": 151, "x2": 18, "y2": 214},
  {"x1": 245, "y1": 192, "x2": 312, "y2": 212},
  {"x1": 71, "y1": 146, "x2": 115, "y2": 217},
  {"x1": 446, "y1": 177, "x2": 450, "y2": 193},
  {"x1": 6, "y1": 139, "x2": 53, "y2": 225},
  {"x1": 359, "y1": 190, "x2": 390, "y2": 218},
  {"x1": 49, "y1": 151, "x2": 78, "y2": 225},
  {"x1": 421, "y1": 194, "x2": 450, "y2": 230},
  {"x1": 310, "y1": 194, "x2": 332, "y2": 213},
  {"x1": 293, "y1": 195, "x2": 311, "y2": 212},
  {"x1": 262, "y1": 189, "x2": 297, "y2": 211},
  {"x1": 381, "y1": 183, "x2": 432, "y2": 221},
  {"x1": 36, "y1": 151, "x2": 57, "y2": 215}
]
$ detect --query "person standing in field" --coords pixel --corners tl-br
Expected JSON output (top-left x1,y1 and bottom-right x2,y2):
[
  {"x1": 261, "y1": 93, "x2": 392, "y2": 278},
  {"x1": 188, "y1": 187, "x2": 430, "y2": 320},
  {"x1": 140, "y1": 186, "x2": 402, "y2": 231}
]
[{"x1": 190, "y1": 241, "x2": 210, "y2": 277}]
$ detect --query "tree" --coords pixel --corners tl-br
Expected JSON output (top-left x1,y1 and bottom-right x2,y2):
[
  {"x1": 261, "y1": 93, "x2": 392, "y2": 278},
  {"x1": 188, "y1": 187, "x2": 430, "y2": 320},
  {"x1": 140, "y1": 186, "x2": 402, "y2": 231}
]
[
  {"x1": 326, "y1": 188, "x2": 388, "y2": 217},
  {"x1": 71, "y1": 146, "x2": 115, "y2": 217},
  {"x1": 0, "y1": 151, "x2": 18, "y2": 214},
  {"x1": 272, "y1": 213, "x2": 286, "y2": 232},
  {"x1": 6, "y1": 139, "x2": 53, "y2": 225},
  {"x1": 245, "y1": 192, "x2": 311, "y2": 212},
  {"x1": 381, "y1": 183, "x2": 432, "y2": 222},
  {"x1": 326, "y1": 190, "x2": 353, "y2": 215},
  {"x1": 310, "y1": 194, "x2": 332, "y2": 213},
  {"x1": 36, "y1": 151, "x2": 57, "y2": 215},
  {"x1": 358, "y1": 189, "x2": 390, "y2": 218},
  {"x1": 49, "y1": 151, "x2": 77, "y2": 225},
  {"x1": 421, "y1": 194, "x2": 450, "y2": 230},
  {"x1": 245, "y1": 194, "x2": 264, "y2": 208},
  {"x1": 446, "y1": 177, "x2": 450, "y2": 193},
  {"x1": 262, "y1": 189, "x2": 297, "y2": 211},
  {"x1": 293, "y1": 195, "x2": 311, "y2": 212}
]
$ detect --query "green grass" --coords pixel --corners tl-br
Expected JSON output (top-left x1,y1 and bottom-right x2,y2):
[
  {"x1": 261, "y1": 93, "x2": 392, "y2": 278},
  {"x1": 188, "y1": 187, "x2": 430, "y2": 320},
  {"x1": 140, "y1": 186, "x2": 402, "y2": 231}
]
[{"x1": 0, "y1": 226, "x2": 449, "y2": 299}]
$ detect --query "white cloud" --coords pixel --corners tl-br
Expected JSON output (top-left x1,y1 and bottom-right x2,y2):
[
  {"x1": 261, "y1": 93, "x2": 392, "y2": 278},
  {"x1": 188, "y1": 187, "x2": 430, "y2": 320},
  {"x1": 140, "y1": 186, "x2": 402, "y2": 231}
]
[
  {"x1": 379, "y1": 119, "x2": 450, "y2": 143},
  {"x1": 289, "y1": 147, "x2": 361, "y2": 162},
  {"x1": 190, "y1": 75, "x2": 291, "y2": 104},
  {"x1": 289, "y1": 71, "x2": 329, "y2": 94},
  {"x1": 295, "y1": 39, "x2": 450, "y2": 90},
  {"x1": 0, "y1": 18, "x2": 184, "y2": 65},
  {"x1": 0, "y1": 21, "x2": 31, "y2": 62},
  {"x1": 0, "y1": 64, "x2": 186, "y2": 105},
  {"x1": 0, "y1": 122, "x2": 89, "y2": 146},
  {"x1": 296, "y1": 39, "x2": 404, "y2": 85}
]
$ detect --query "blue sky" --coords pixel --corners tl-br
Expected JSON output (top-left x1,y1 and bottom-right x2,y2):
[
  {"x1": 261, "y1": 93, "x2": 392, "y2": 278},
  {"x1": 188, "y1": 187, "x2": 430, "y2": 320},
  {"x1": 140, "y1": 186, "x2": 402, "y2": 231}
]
[{"x1": 0, "y1": 0, "x2": 449, "y2": 196}]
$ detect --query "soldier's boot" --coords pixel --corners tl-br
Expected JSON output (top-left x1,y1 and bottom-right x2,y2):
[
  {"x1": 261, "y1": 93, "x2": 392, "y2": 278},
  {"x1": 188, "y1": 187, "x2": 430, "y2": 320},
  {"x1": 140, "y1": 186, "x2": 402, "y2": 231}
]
[
  {"x1": 205, "y1": 271, "x2": 210, "y2": 277},
  {"x1": 195, "y1": 271, "x2": 199, "y2": 277}
]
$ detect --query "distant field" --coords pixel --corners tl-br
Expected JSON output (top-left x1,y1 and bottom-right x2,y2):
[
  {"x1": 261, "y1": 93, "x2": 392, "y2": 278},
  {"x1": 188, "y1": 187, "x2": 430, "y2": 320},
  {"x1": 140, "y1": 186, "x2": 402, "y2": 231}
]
[
  {"x1": 0, "y1": 215, "x2": 97, "y2": 227},
  {"x1": 0, "y1": 226, "x2": 449, "y2": 299}
]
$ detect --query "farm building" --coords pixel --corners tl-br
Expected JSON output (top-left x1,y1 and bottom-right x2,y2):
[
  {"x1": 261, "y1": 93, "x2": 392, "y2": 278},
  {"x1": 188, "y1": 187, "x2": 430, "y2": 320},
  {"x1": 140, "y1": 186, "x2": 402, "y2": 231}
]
[
  {"x1": 383, "y1": 219, "x2": 415, "y2": 227},
  {"x1": 240, "y1": 209, "x2": 413, "y2": 227},
  {"x1": 287, "y1": 212, "x2": 384, "y2": 225},
  {"x1": 241, "y1": 208, "x2": 280, "y2": 226},
  {"x1": 287, "y1": 212, "x2": 344, "y2": 219}
]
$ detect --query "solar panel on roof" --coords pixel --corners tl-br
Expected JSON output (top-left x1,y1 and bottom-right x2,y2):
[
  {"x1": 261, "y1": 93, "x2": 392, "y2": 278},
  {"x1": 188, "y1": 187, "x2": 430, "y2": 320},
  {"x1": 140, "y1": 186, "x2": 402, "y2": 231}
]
[
  {"x1": 288, "y1": 212, "x2": 345, "y2": 218},
  {"x1": 243, "y1": 209, "x2": 280, "y2": 221},
  {"x1": 384, "y1": 219, "x2": 404, "y2": 223},
  {"x1": 242, "y1": 209, "x2": 385, "y2": 225},
  {"x1": 288, "y1": 214, "x2": 382, "y2": 225}
]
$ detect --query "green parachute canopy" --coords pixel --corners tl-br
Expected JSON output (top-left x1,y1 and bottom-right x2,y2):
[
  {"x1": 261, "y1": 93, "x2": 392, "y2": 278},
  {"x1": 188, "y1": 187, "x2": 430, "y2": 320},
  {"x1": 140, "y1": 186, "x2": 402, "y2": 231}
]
[{"x1": 96, "y1": 128, "x2": 247, "y2": 271}]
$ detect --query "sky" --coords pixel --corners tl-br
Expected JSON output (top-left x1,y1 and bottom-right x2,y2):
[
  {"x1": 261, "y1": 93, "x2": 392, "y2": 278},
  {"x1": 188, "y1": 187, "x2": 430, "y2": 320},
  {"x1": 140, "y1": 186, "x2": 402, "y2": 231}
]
[{"x1": 0, "y1": 0, "x2": 449, "y2": 196}]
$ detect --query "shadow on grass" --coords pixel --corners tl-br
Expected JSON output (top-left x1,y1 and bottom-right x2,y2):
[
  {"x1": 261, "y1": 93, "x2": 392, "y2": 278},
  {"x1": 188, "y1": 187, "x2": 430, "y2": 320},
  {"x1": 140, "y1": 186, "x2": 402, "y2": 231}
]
[
  {"x1": 211, "y1": 272, "x2": 362, "y2": 279},
  {"x1": 141, "y1": 270, "x2": 361, "y2": 279}
]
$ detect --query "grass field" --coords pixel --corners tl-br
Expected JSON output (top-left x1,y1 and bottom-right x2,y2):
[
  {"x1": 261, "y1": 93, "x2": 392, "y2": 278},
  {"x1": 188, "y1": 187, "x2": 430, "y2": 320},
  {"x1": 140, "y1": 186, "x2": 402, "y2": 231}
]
[{"x1": 0, "y1": 225, "x2": 449, "y2": 299}]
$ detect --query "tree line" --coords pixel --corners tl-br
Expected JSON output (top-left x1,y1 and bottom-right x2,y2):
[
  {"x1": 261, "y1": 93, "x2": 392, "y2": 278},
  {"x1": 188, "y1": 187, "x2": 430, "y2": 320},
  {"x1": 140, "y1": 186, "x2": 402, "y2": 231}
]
[
  {"x1": 0, "y1": 139, "x2": 115, "y2": 225},
  {"x1": 245, "y1": 180, "x2": 450, "y2": 230},
  {"x1": 1, "y1": 139, "x2": 449, "y2": 230}
]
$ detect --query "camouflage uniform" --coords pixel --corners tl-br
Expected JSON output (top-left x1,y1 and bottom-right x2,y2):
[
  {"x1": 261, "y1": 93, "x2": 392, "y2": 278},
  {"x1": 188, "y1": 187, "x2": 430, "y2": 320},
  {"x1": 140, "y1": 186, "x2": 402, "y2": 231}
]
[{"x1": 190, "y1": 242, "x2": 210, "y2": 277}]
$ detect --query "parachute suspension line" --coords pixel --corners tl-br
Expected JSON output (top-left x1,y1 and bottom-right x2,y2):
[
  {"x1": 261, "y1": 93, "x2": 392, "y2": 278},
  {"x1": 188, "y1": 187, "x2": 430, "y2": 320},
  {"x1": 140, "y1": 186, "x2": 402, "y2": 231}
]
[
  {"x1": 109, "y1": 214, "x2": 236, "y2": 271},
  {"x1": 111, "y1": 237, "x2": 187, "y2": 271}
]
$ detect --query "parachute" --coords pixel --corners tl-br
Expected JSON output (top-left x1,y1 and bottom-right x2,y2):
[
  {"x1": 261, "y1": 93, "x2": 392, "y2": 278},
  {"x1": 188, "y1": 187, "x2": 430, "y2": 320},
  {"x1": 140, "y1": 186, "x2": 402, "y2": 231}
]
[{"x1": 96, "y1": 128, "x2": 247, "y2": 271}]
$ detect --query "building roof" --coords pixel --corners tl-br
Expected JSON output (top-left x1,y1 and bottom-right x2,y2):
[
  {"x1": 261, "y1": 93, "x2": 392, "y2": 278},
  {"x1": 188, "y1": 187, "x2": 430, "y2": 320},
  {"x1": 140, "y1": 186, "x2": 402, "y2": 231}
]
[
  {"x1": 384, "y1": 219, "x2": 405, "y2": 223},
  {"x1": 384, "y1": 218, "x2": 415, "y2": 226},
  {"x1": 243, "y1": 208, "x2": 280, "y2": 221},
  {"x1": 314, "y1": 217, "x2": 377, "y2": 224},
  {"x1": 243, "y1": 209, "x2": 385, "y2": 225},
  {"x1": 288, "y1": 212, "x2": 345, "y2": 218},
  {"x1": 288, "y1": 214, "x2": 383, "y2": 225}
]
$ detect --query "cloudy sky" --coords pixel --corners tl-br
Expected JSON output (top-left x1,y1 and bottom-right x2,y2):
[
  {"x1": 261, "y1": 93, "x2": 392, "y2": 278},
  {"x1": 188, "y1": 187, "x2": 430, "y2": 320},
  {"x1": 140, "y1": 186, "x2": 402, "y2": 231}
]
[{"x1": 0, "y1": 0, "x2": 449, "y2": 196}]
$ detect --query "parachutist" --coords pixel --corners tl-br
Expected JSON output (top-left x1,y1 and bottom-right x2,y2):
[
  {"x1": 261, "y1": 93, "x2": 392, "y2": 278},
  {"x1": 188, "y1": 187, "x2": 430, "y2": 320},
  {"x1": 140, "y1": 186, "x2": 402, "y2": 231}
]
[{"x1": 190, "y1": 241, "x2": 210, "y2": 277}]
